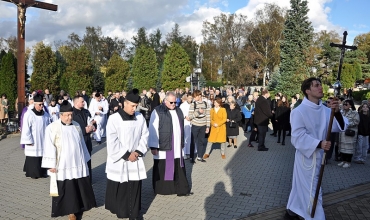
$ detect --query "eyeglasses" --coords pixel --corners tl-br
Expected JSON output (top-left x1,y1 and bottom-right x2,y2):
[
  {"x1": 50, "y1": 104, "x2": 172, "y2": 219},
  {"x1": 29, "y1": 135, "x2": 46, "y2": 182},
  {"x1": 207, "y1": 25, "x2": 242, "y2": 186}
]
[
  {"x1": 36, "y1": 103, "x2": 44, "y2": 106},
  {"x1": 167, "y1": 101, "x2": 176, "y2": 104}
]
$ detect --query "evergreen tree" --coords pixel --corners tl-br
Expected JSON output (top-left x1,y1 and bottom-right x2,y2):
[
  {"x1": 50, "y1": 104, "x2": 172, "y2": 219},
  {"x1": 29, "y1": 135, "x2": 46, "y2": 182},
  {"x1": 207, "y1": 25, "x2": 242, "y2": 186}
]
[
  {"x1": 131, "y1": 45, "x2": 158, "y2": 90},
  {"x1": 0, "y1": 52, "x2": 17, "y2": 111},
  {"x1": 60, "y1": 46, "x2": 94, "y2": 94},
  {"x1": 92, "y1": 70, "x2": 105, "y2": 93},
  {"x1": 30, "y1": 42, "x2": 59, "y2": 95},
  {"x1": 161, "y1": 43, "x2": 191, "y2": 91},
  {"x1": 341, "y1": 63, "x2": 356, "y2": 89},
  {"x1": 276, "y1": 0, "x2": 314, "y2": 96},
  {"x1": 105, "y1": 53, "x2": 130, "y2": 92}
]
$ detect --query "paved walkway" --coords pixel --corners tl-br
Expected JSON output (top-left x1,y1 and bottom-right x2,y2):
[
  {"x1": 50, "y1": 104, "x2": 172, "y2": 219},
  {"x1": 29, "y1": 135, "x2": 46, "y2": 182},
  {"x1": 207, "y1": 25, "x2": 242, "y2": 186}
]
[{"x1": 1, "y1": 126, "x2": 370, "y2": 220}]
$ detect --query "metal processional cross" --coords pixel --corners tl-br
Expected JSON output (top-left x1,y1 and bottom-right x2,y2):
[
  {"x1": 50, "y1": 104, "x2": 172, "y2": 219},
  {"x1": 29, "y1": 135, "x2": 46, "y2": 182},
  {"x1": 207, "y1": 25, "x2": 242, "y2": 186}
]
[
  {"x1": 330, "y1": 31, "x2": 357, "y2": 97},
  {"x1": 0, "y1": 0, "x2": 58, "y2": 117}
]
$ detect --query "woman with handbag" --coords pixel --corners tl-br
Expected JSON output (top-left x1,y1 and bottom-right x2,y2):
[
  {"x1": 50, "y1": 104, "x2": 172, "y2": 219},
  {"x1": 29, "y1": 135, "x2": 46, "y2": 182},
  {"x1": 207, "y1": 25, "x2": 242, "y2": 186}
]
[
  {"x1": 226, "y1": 101, "x2": 242, "y2": 148},
  {"x1": 338, "y1": 99, "x2": 360, "y2": 168},
  {"x1": 203, "y1": 97, "x2": 227, "y2": 159}
]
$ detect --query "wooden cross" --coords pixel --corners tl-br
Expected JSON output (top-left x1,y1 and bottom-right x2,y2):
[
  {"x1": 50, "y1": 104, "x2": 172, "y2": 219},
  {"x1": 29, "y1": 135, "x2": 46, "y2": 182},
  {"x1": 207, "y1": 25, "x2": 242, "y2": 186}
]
[
  {"x1": 1, "y1": 0, "x2": 57, "y2": 118},
  {"x1": 330, "y1": 31, "x2": 357, "y2": 96}
]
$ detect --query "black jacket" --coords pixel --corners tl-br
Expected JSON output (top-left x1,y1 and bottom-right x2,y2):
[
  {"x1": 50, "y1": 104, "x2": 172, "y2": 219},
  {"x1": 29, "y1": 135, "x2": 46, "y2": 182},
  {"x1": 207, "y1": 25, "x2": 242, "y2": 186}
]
[
  {"x1": 226, "y1": 108, "x2": 242, "y2": 136},
  {"x1": 254, "y1": 96, "x2": 273, "y2": 126},
  {"x1": 154, "y1": 104, "x2": 184, "y2": 151},
  {"x1": 72, "y1": 107, "x2": 92, "y2": 152},
  {"x1": 109, "y1": 98, "x2": 121, "y2": 113},
  {"x1": 275, "y1": 105, "x2": 290, "y2": 129}
]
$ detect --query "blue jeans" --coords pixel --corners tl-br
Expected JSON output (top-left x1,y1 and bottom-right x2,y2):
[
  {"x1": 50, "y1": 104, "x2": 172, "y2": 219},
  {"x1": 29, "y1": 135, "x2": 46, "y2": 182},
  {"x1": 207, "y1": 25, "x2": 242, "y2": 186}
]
[{"x1": 354, "y1": 135, "x2": 368, "y2": 162}]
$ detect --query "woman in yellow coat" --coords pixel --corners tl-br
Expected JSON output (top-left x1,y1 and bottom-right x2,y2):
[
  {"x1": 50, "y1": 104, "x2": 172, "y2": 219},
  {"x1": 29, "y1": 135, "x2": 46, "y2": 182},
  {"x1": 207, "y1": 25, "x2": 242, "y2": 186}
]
[{"x1": 203, "y1": 97, "x2": 227, "y2": 159}]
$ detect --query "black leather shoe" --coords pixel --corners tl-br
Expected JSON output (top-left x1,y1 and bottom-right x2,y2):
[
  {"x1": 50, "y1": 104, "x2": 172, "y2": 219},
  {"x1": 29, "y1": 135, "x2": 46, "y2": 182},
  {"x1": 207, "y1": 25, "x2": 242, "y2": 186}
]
[
  {"x1": 234, "y1": 145, "x2": 237, "y2": 148},
  {"x1": 286, "y1": 133, "x2": 291, "y2": 136},
  {"x1": 190, "y1": 159, "x2": 196, "y2": 164},
  {"x1": 248, "y1": 144, "x2": 254, "y2": 148},
  {"x1": 258, "y1": 148, "x2": 269, "y2": 151},
  {"x1": 270, "y1": 133, "x2": 276, "y2": 136},
  {"x1": 227, "y1": 144, "x2": 231, "y2": 148},
  {"x1": 277, "y1": 140, "x2": 281, "y2": 143}
]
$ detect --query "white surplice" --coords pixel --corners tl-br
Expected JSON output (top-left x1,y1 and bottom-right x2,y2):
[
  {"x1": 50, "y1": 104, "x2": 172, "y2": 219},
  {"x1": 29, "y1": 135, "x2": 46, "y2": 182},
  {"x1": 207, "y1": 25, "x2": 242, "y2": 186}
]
[
  {"x1": 42, "y1": 120, "x2": 90, "y2": 180},
  {"x1": 100, "y1": 98, "x2": 109, "y2": 138},
  {"x1": 48, "y1": 105, "x2": 60, "y2": 122},
  {"x1": 105, "y1": 112, "x2": 149, "y2": 183},
  {"x1": 180, "y1": 102, "x2": 192, "y2": 155},
  {"x1": 88, "y1": 99, "x2": 108, "y2": 142},
  {"x1": 20, "y1": 110, "x2": 50, "y2": 157},
  {"x1": 148, "y1": 109, "x2": 182, "y2": 159},
  {"x1": 287, "y1": 98, "x2": 348, "y2": 219}
]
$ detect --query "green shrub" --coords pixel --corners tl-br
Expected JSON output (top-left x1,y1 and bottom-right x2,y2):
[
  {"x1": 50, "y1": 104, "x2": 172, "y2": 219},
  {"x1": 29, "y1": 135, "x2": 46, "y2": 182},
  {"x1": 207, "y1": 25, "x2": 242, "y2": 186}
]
[
  {"x1": 352, "y1": 90, "x2": 368, "y2": 101},
  {"x1": 361, "y1": 91, "x2": 370, "y2": 101}
]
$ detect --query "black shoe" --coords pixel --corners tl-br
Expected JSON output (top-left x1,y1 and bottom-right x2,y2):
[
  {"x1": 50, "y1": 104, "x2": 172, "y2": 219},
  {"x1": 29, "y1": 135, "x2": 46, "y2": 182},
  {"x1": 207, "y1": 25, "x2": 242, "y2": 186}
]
[
  {"x1": 282, "y1": 141, "x2": 285, "y2": 145},
  {"x1": 277, "y1": 140, "x2": 281, "y2": 143},
  {"x1": 227, "y1": 144, "x2": 231, "y2": 148},
  {"x1": 286, "y1": 133, "x2": 291, "y2": 136},
  {"x1": 270, "y1": 133, "x2": 276, "y2": 136},
  {"x1": 177, "y1": 192, "x2": 194, "y2": 197},
  {"x1": 97, "y1": 141, "x2": 101, "y2": 145},
  {"x1": 234, "y1": 145, "x2": 237, "y2": 148},
  {"x1": 258, "y1": 148, "x2": 269, "y2": 151},
  {"x1": 248, "y1": 144, "x2": 254, "y2": 148},
  {"x1": 190, "y1": 159, "x2": 196, "y2": 164}
]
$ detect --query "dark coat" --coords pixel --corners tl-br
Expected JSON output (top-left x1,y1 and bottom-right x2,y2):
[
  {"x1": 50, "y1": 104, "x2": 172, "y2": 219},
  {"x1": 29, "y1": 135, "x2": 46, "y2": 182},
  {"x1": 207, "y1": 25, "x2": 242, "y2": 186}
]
[
  {"x1": 72, "y1": 107, "x2": 92, "y2": 153},
  {"x1": 151, "y1": 92, "x2": 161, "y2": 110},
  {"x1": 254, "y1": 96, "x2": 273, "y2": 126},
  {"x1": 226, "y1": 108, "x2": 242, "y2": 136},
  {"x1": 275, "y1": 105, "x2": 290, "y2": 130},
  {"x1": 109, "y1": 98, "x2": 121, "y2": 113}
]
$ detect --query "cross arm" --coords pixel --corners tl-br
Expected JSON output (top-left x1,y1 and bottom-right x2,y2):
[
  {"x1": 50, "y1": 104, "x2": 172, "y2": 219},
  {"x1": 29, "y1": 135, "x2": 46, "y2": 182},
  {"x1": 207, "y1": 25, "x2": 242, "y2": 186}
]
[
  {"x1": 329, "y1": 43, "x2": 357, "y2": 50},
  {"x1": 1, "y1": 0, "x2": 57, "y2": 11}
]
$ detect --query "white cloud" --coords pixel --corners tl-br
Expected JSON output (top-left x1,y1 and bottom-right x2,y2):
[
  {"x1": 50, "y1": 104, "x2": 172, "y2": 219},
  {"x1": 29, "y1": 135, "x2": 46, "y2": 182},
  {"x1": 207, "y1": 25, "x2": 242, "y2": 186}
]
[{"x1": 0, "y1": 0, "x2": 349, "y2": 50}]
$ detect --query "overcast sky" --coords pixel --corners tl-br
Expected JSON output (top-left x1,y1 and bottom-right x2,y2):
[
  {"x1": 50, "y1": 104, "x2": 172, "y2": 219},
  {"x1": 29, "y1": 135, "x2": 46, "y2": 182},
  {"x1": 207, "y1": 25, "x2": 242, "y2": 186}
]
[{"x1": 0, "y1": 0, "x2": 368, "y2": 49}]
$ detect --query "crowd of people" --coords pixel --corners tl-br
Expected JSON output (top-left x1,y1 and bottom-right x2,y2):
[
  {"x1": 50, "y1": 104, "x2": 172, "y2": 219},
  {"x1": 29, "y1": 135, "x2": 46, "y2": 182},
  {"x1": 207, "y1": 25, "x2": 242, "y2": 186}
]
[{"x1": 13, "y1": 79, "x2": 370, "y2": 220}]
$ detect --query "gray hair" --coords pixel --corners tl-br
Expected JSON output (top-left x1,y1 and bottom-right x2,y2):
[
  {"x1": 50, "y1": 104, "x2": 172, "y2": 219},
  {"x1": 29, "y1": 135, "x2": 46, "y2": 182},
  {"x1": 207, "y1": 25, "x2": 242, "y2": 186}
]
[
  {"x1": 227, "y1": 95, "x2": 235, "y2": 102},
  {"x1": 165, "y1": 91, "x2": 176, "y2": 99}
]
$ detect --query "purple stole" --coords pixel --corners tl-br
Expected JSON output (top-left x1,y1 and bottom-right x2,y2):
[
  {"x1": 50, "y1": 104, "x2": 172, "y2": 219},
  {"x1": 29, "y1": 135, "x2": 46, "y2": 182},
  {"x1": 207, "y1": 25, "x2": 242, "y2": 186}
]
[{"x1": 164, "y1": 115, "x2": 184, "y2": 181}]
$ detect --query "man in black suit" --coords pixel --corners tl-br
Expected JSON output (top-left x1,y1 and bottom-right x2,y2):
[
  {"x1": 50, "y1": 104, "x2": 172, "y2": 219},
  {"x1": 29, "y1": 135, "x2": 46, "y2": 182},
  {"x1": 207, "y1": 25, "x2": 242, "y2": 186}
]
[
  {"x1": 73, "y1": 95, "x2": 95, "y2": 182},
  {"x1": 150, "y1": 87, "x2": 161, "y2": 110},
  {"x1": 254, "y1": 89, "x2": 273, "y2": 151},
  {"x1": 109, "y1": 91, "x2": 122, "y2": 114}
]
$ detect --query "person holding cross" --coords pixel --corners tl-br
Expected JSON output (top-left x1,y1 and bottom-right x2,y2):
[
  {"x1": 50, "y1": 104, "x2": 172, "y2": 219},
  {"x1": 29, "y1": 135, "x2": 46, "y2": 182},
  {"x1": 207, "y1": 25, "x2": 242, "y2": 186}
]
[{"x1": 285, "y1": 77, "x2": 348, "y2": 220}]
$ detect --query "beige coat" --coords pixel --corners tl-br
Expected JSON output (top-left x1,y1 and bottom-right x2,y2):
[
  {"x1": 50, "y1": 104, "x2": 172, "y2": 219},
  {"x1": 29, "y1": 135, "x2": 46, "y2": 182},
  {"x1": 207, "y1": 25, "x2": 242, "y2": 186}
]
[{"x1": 339, "y1": 109, "x2": 360, "y2": 154}]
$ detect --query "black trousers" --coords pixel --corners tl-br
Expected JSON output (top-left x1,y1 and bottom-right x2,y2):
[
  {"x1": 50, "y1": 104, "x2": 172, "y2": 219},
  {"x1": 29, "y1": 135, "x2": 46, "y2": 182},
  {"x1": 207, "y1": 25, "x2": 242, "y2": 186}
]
[{"x1": 257, "y1": 125, "x2": 268, "y2": 149}]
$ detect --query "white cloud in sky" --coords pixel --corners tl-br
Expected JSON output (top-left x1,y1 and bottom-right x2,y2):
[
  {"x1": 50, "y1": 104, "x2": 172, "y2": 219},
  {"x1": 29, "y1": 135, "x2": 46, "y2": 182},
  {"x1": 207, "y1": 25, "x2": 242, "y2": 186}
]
[{"x1": 0, "y1": 0, "x2": 349, "y2": 49}]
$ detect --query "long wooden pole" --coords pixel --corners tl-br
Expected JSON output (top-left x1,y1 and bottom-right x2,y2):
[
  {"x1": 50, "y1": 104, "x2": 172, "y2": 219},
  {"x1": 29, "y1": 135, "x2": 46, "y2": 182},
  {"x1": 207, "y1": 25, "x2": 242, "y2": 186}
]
[
  {"x1": 311, "y1": 108, "x2": 335, "y2": 218},
  {"x1": 17, "y1": 7, "x2": 26, "y2": 119}
]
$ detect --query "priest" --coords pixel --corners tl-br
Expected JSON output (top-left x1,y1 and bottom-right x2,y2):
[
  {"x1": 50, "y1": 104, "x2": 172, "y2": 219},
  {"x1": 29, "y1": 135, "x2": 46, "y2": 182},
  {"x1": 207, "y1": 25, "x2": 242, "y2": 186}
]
[
  {"x1": 21, "y1": 93, "x2": 50, "y2": 179},
  {"x1": 105, "y1": 91, "x2": 149, "y2": 220},
  {"x1": 285, "y1": 77, "x2": 348, "y2": 220},
  {"x1": 148, "y1": 91, "x2": 192, "y2": 196},
  {"x1": 88, "y1": 92, "x2": 108, "y2": 144},
  {"x1": 42, "y1": 100, "x2": 96, "y2": 220}
]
